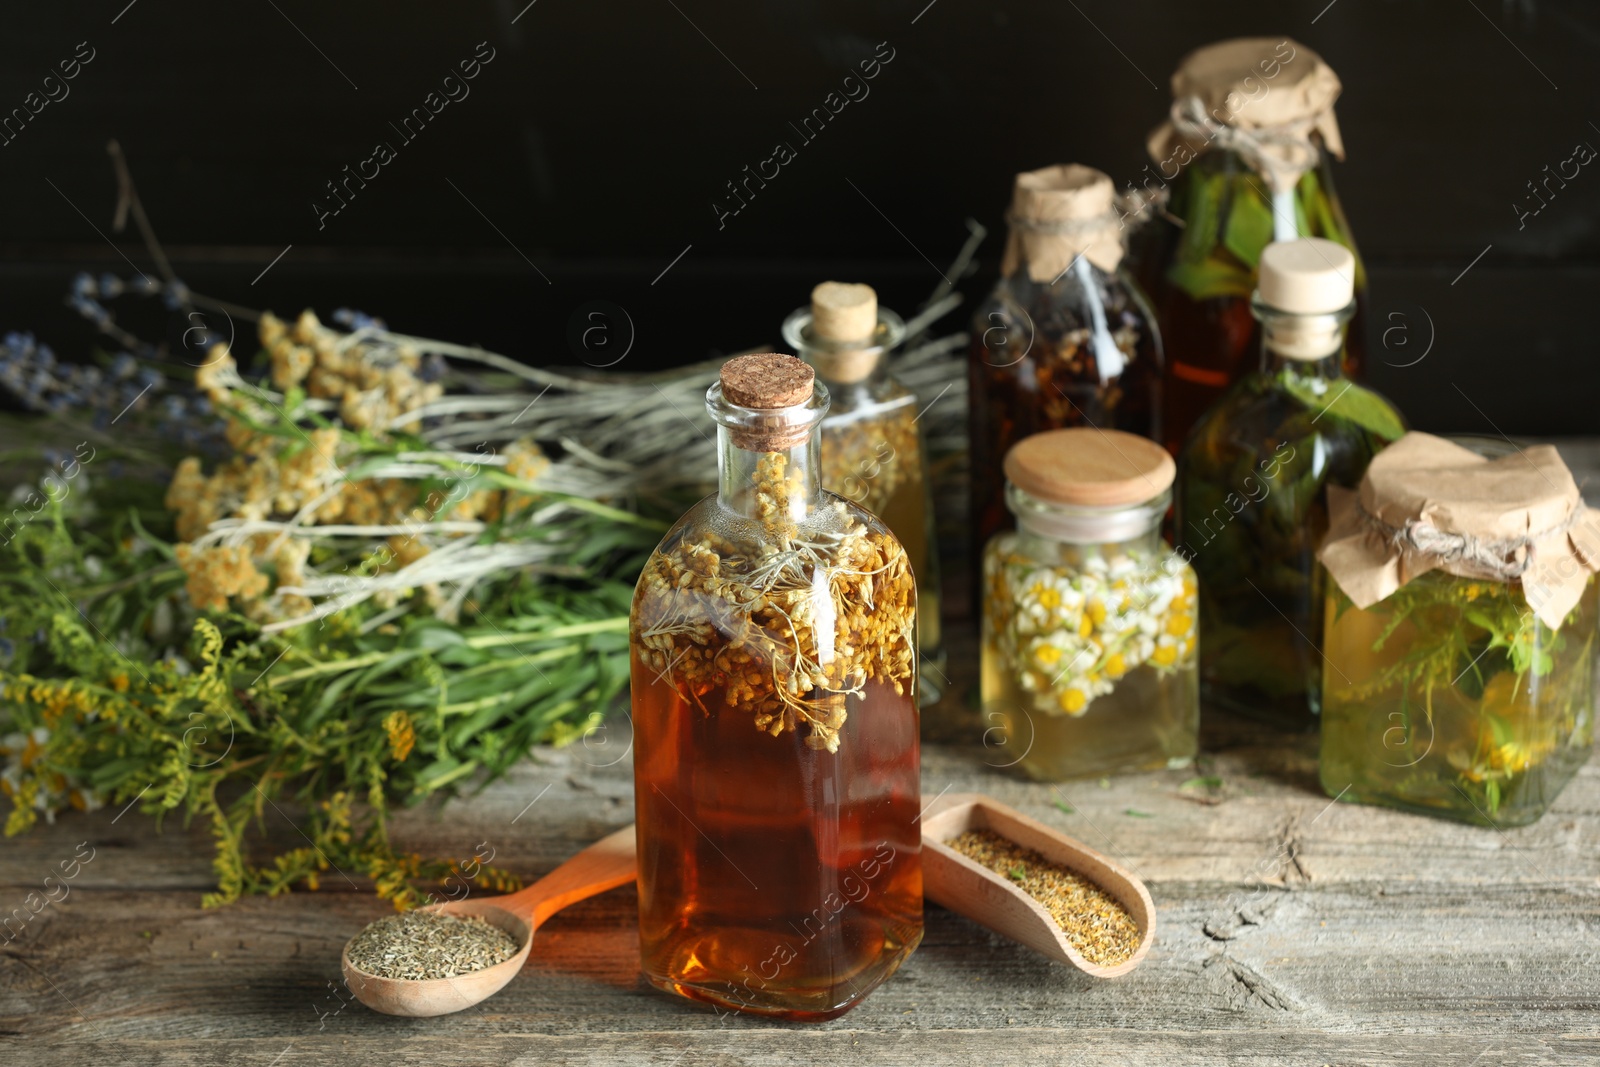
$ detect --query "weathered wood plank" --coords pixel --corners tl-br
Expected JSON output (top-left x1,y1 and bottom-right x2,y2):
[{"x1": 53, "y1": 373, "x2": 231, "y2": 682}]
[
  {"x1": 4, "y1": 877, "x2": 1600, "y2": 1040},
  {"x1": 10, "y1": 1032, "x2": 1599, "y2": 1067}
]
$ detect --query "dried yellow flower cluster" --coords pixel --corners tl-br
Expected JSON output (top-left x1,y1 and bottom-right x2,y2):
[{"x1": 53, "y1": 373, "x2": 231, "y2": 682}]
[
  {"x1": 167, "y1": 312, "x2": 552, "y2": 622},
  {"x1": 632, "y1": 452, "x2": 915, "y2": 753},
  {"x1": 818, "y1": 402, "x2": 920, "y2": 518},
  {"x1": 260, "y1": 310, "x2": 444, "y2": 430}
]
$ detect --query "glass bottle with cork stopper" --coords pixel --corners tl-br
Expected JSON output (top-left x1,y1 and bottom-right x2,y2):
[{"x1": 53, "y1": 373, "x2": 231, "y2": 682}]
[
  {"x1": 969, "y1": 164, "x2": 1163, "y2": 589},
  {"x1": 982, "y1": 427, "x2": 1199, "y2": 781},
  {"x1": 1176, "y1": 238, "x2": 1404, "y2": 729},
  {"x1": 1138, "y1": 37, "x2": 1366, "y2": 454},
  {"x1": 630, "y1": 353, "x2": 922, "y2": 1021},
  {"x1": 783, "y1": 281, "x2": 944, "y2": 705}
]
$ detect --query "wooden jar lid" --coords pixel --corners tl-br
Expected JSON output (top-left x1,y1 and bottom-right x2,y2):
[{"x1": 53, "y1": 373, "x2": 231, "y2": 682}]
[
  {"x1": 1003, "y1": 428, "x2": 1174, "y2": 507},
  {"x1": 720, "y1": 353, "x2": 814, "y2": 409}
]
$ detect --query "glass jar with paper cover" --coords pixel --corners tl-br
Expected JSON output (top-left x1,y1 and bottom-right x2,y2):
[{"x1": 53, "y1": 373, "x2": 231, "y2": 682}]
[
  {"x1": 1318, "y1": 433, "x2": 1599, "y2": 827},
  {"x1": 783, "y1": 282, "x2": 944, "y2": 705},
  {"x1": 630, "y1": 354, "x2": 922, "y2": 1020},
  {"x1": 1138, "y1": 37, "x2": 1366, "y2": 454},
  {"x1": 1176, "y1": 238, "x2": 1404, "y2": 729},
  {"x1": 982, "y1": 428, "x2": 1199, "y2": 781},
  {"x1": 969, "y1": 164, "x2": 1163, "y2": 582}
]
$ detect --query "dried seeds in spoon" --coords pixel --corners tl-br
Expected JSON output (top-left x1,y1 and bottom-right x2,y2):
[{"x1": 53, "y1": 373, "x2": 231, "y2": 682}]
[{"x1": 342, "y1": 824, "x2": 636, "y2": 1017}]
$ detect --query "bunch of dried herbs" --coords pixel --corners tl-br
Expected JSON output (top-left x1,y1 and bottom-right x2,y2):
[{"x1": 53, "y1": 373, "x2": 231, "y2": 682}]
[{"x1": 0, "y1": 445, "x2": 641, "y2": 907}]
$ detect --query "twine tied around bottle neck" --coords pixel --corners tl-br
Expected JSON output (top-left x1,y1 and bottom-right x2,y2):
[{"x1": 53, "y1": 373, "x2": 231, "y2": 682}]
[
  {"x1": 1357, "y1": 502, "x2": 1589, "y2": 583},
  {"x1": 1167, "y1": 94, "x2": 1326, "y2": 194},
  {"x1": 1005, "y1": 211, "x2": 1118, "y2": 237}
]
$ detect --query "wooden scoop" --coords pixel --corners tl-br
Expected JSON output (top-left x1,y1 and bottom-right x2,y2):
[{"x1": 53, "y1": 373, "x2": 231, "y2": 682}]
[
  {"x1": 920, "y1": 793, "x2": 1155, "y2": 978},
  {"x1": 342, "y1": 824, "x2": 636, "y2": 1017}
]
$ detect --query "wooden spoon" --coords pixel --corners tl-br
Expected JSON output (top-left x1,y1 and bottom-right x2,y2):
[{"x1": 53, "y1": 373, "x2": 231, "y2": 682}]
[
  {"x1": 920, "y1": 792, "x2": 1155, "y2": 978},
  {"x1": 342, "y1": 824, "x2": 636, "y2": 1017}
]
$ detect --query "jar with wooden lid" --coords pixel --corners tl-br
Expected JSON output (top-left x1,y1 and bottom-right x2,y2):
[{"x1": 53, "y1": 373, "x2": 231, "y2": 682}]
[
  {"x1": 630, "y1": 353, "x2": 922, "y2": 1020},
  {"x1": 982, "y1": 427, "x2": 1198, "y2": 781},
  {"x1": 1139, "y1": 37, "x2": 1366, "y2": 454},
  {"x1": 1176, "y1": 238, "x2": 1403, "y2": 730},
  {"x1": 1318, "y1": 433, "x2": 1600, "y2": 827},
  {"x1": 783, "y1": 282, "x2": 944, "y2": 705},
  {"x1": 969, "y1": 164, "x2": 1163, "y2": 585}
]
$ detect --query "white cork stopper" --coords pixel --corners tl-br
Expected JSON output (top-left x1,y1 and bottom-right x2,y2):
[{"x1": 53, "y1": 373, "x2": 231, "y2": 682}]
[
  {"x1": 810, "y1": 282, "x2": 878, "y2": 344},
  {"x1": 1258, "y1": 238, "x2": 1355, "y2": 314}
]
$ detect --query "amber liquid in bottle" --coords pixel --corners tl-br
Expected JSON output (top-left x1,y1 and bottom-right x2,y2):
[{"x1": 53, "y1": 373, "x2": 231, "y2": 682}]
[
  {"x1": 632, "y1": 662, "x2": 923, "y2": 1019},
  {"x1": 631, "y1": 367, "x2": 922, "y2": 1020}
]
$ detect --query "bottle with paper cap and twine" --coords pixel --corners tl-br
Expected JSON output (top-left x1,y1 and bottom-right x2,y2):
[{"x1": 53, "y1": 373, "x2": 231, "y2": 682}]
[
  {"x1": 968, "y1": 163, "x2": 1164, "y2": 590},
  {"x1": 1317, "y1": 433, "x2": 1600, "y2": 826},
  {"x1": 1138, "y1": 36, "x2": 1367, "y2": 454}
]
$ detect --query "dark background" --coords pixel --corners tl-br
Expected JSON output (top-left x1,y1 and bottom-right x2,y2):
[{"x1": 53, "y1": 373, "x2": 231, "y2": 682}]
[{"x1": 2, "y1": 0, "x2": 1596, "y2": 433}]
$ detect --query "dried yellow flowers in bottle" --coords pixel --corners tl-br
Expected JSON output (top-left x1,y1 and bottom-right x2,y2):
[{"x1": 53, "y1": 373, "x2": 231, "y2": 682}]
[
  {"x1": 982, "y1": 429, "x2": 1199, "y2": 781},
  {"x1": 784, "y1": 281, "x2": 944, "y2": 703},
  {"x1": 630, "y1": 353, "x2": 922, "y2": 1021}
]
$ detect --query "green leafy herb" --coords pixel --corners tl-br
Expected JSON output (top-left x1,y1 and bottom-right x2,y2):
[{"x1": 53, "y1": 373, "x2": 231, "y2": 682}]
[
  {"x1": 1278, "y1": 373, "x2": 1405, "y2": 443},
  {"x1": 1323, "y1": 571, "x2": 1596, "y2": 821},
  {"x1": 1123, "y1": 808, "x2": 1155, "y2": 819}
]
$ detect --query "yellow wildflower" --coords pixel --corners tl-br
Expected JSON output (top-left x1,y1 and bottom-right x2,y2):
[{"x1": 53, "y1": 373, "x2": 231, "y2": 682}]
[{"x1": 383, "y1": 711, "x2": 416, "y2": 763}]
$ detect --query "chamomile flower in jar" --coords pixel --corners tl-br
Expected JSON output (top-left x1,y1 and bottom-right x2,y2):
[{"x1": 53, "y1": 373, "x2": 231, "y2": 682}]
[{"x1": 982, "y1": 428, "x2": 1199, "y2": 781}]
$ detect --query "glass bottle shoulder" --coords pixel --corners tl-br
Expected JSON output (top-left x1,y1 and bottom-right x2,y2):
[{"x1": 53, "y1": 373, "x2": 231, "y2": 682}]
[
  {"x1": 646, "y1": 491, "x2": 906, "y2": 571},
  {"x1": 821, "y1": 373, "x2": 916, "y2": 423},
  {"x1": 1180, "y1": 367, "x2": 1399, "y2": 482},
  {"x1": 976, "y1": 263, "x2": 1155, "y2": 336}
]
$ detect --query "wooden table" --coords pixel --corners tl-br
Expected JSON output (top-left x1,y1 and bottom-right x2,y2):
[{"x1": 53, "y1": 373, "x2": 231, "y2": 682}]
[{"x1": 6, "y1": 440, "x2": 1600, "y2": 1066}]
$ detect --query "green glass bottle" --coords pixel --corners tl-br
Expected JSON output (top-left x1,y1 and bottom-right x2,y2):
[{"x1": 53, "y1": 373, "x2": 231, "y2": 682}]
[{"x1": 1175, "y1": 238, "x2": 1403, "y2": 729}]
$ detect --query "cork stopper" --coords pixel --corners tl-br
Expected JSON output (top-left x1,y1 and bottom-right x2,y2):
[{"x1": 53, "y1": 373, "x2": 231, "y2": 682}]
[
  {"x1": 795, "y1": 281, "x2": 879, "y2": 384},
  {"x1": 1258, "y1": 238, "x2": 1355, "y2": 314},
  {"x1": 811, "y1": 282, "x2": 877, "y2": 344},
  {"x1": 1256, "y1": 238, "x2": 1355, "y2": 361},
  {"x1": 1004, "y1": 428, "x2": 1175, "y2": 508},
  {"x1": 717, "y1": 353, "x2": 818, "y2": 451}
]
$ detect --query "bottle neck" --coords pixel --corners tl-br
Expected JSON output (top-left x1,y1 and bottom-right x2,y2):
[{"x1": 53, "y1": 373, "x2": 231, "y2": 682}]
[
  {"x1": 717, "y1": 429, "x2": 823, "y2": 523},
  {"x1": 781, "y1": 306, "x2": 904, "y2": 405},
  {"x1": 1255, "y1": 298, "x2": 1354, "y2": 378}
]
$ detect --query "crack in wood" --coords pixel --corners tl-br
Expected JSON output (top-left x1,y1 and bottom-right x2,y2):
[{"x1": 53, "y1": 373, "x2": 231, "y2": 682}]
[
  {"x1": 1202, "y1": 897, "x2": 1279, "y2": 941},
  {"x1": 1203, "y1": 953, "x2": 1299, "y2": 1012},
  {"x1": 1267, "y1": 813, "x2": 1312, "y2": 887}
]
